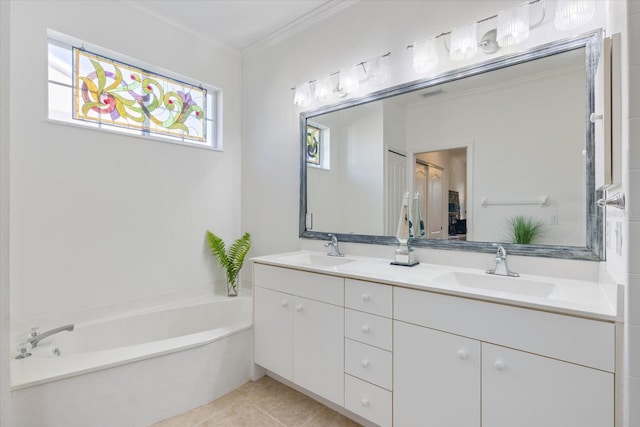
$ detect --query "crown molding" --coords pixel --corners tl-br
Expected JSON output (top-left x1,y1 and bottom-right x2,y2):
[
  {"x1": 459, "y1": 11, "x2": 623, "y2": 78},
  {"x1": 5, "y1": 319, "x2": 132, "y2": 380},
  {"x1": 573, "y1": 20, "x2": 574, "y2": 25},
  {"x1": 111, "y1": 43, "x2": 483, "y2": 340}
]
[
  {"x1": 121, "y1": 0, "x2": 242, "y2": 58},
  {"x1": 242, "y1": 0, "x2": 359, "y2": 54}
]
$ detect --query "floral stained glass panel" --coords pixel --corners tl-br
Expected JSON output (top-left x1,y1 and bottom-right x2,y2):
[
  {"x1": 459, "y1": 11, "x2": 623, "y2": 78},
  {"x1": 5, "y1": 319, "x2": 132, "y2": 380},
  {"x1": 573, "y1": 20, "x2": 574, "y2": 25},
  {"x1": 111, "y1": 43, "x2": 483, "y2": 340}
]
[
  {"x1": 74, "y1": 48, "x2": 207, "y2": 142},
  {"x1": 306, "y1": 124, "x2": 321, "y2": 165}
]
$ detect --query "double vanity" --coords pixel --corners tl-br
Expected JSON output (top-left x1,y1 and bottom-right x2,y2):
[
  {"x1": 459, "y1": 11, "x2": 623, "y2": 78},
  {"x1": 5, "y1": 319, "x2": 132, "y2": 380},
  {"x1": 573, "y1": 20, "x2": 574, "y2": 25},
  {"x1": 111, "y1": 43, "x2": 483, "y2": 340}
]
[{"x1": 252, "y1": 250, "x2": 620, "y2": 427}]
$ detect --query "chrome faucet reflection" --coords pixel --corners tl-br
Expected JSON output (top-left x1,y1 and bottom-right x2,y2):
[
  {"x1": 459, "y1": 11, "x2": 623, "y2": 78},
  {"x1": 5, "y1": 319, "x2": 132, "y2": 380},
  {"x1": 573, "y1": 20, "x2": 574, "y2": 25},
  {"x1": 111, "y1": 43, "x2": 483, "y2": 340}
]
[
  {"x1": 325, "y1": 234, "x2": 345, "y2": 257},
  {"x1": 486, "y1": 243, "x2": 519, "y2": 277}
]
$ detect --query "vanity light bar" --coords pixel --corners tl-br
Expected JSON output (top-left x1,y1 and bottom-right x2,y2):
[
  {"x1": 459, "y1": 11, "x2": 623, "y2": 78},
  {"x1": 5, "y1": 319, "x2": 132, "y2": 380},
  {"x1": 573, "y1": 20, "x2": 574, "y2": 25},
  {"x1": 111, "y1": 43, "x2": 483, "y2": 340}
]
[
  {"x1": 293, "y1": 0, "x2": 596, "y2": 105},
  {"x1": 292, "y1": 52, "x2": 391, "y2": 107},
  {"x1": 407, "y1": 0, "x2": 545, "y2": 61}
]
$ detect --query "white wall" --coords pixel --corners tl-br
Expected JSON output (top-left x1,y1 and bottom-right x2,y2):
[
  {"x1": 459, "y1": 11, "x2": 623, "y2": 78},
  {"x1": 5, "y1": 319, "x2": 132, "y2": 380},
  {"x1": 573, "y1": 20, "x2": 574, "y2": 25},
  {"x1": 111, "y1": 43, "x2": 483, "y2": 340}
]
[
  {"x1": 9, "y1": 0, "x2": 243, "y2": 330},
  {"x1": 242, "y1": 0, "x2": 608, "y2": 272},
  {"x1": 0, "y1": 1, "x2": 11, "y2": 424},
  {"x1": 620, "y1": 1, "x2": 640, "y2": 426},
  {"x1": 405, "y1": 66, "x2": 586, "y2": 246},
  {"x1": 307, "y1": 103, "x2": 384, "y2": 234}
]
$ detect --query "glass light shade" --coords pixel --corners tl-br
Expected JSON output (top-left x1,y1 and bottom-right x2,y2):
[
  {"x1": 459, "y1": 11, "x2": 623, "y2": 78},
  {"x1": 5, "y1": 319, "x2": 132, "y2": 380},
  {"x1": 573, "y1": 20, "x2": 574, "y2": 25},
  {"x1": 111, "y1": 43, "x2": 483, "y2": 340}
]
[
  {"x1": 496, "y1": 2, "x2": 530, "y2": 47},
  {"x1": 366, "y1": 56, "x2": 387, "y2": 86},
  {"x1": 293, "y1": 82, "x2": 312, "y2": 107},
  {"x1": 412, "y1": 37, "x2": 438, "y2": 73},
  {"x1": 339, "y1": 65, "x2": 360, "y2": 94},
  {"x1": 554, "y1": 0, "x2": 595, "y2": 31},
  {"x1": 314, "y1": 75, "x2": 333, "y2": 101},
  {"x1": 450, "y1": 23, "x2": 478, "y2": 61}
]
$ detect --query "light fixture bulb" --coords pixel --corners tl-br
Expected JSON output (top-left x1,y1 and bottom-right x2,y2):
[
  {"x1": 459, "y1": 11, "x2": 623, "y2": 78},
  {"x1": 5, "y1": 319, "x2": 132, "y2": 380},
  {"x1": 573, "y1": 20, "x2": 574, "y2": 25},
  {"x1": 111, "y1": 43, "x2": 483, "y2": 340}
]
[
  {"x1": 450, "y1": 23, "x2": 478, "y2": 61},
  {"x1": 412, "y1": 37, "x2": 438, "y2": 73},
  {"x1": 366, "y1": 56, "x2": 388, "y2": 86},
  {"x1": 314, "y1": 76, "x2": 333, "y2": 101},
  {"x1": 338, "y1": 65, "x2": 360, "y2": 95},
  {"x1": 496, "y1": 2, "x2": 530, "y2": 47},
  {"x1": 293, "y1": 82, "x2": 312, "y2": 107},
  {"x1": 554, "y1": 0, "x2": 595, "y2": 31}
]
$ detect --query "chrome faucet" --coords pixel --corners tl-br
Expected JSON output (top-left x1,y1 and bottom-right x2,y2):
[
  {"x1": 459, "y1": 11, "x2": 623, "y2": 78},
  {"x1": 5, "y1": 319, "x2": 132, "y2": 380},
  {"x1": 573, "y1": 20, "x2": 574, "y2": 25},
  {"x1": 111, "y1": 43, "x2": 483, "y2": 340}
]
[
  {"x1": 325, "y1": 234, "x2": 345, "y2": 257},
  {"x1": 486, "y1": 244, "x2": 519, "y2": 277},
  {"x1": 28, "y1": 324, "x2": 75, "y2": 348},
  {"x1": 15, "y1": 324, "x2": 75, "y2": 359}
]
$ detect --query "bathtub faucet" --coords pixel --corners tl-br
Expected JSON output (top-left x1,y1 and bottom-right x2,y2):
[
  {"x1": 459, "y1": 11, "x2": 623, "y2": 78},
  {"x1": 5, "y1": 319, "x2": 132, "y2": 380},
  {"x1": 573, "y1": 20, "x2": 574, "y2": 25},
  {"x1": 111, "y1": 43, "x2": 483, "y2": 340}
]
[{"x1": 28, "y1": 324, "x2": 75, "y2": 348}]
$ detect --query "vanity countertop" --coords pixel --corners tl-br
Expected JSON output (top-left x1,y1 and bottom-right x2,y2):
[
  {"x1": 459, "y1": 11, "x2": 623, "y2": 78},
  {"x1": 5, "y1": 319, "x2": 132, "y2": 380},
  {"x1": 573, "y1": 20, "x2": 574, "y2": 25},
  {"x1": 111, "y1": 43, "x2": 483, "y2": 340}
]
[{"x1": 252, "y1": 251, "x2": 620, "y2": 322}]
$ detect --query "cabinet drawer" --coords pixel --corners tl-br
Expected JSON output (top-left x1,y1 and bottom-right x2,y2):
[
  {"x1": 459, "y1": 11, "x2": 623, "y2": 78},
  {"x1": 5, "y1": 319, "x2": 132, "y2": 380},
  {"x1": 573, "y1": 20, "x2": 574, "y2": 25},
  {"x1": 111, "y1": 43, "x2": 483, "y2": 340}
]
[
  {"x1": 345, "y1": 374, "x2": 392, "y2": 427},
  {"x1": 345, "y1": 339, "x2": 392, "y2": 390},
  {"x1": 394, "y1": 287, "x2": 615, "y2": 372},
  {"x1": 345, "y1": 279, "x2": 392, "y2": 317},
  {"x1": 345, "y1": 309, "x2": 392, "y2": 351},
  {"x1": 254, "y1": 263, "x2": 343, "y2": 306}
]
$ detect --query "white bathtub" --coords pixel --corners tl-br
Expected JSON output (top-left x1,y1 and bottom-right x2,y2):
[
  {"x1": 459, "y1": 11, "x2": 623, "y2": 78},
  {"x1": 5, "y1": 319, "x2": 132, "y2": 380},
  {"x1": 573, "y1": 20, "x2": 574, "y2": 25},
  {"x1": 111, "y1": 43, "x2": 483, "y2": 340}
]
[{"x1": 11, "y1": 295, "x2": 253, "y2": 427}]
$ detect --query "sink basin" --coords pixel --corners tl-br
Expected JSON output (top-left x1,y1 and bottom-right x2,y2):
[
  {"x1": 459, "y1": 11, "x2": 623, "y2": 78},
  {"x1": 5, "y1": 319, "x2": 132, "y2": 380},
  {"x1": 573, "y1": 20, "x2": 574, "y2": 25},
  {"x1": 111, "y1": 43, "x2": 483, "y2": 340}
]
[
  {"x1": 432, "y1": 271, "x2": 555, "y2": 298},
  {"x1": 278, "y1": 253, "x2": 357, "y2": 267}
]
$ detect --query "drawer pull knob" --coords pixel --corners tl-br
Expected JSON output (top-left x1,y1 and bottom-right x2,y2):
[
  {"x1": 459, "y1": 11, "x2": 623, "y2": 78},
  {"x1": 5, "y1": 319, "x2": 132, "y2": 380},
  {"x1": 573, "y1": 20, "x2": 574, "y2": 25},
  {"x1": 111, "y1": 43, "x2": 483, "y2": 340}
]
[
  {"x1": 361, "y1": 359, "x2": 370, "y2": 368},
  {"x1": 456, "y1": 349, "x2": 468, "y2": 360},
  {"x1": 295, "y1": 305, "x2": 303, "y2": 312},
  {"x1": 494, "y1": 359, "x2": 507, "y2": 371},
  {"x1": 361, "y1": 325, "x2": 370, "y2": 333},
  {"x1": 281, "y1": 301, "x2": 288, "y2": 308},
  {"x1": 361, "y1": 398, "x2": 370, "y2": 407},
  {"x1": 361, "y1": 293, "x2": 371, "y2": 302}
]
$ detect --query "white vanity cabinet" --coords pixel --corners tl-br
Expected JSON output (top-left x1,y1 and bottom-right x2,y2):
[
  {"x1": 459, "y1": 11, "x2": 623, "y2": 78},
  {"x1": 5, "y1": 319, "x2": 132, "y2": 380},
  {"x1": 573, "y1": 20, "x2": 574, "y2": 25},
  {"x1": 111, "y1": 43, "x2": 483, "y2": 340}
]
[
  {"x1": 253, "y1": 264, "x2": 345, "y2": 406},
  {"x1": 253, "y1": 255, "x2": 618, "y2": 427},
  {"x1": 254, "y1": 286, "x2": 293, "y2": 381},
  {"x1": 482, "y1": 343, "x2": 614, "y2": 427},
  {"x1": 394, "y1": 287, "x2": 616, "y2": 427},
  {"x1": 394, "y1": 320, "x2": 481, "y2": 427},
  {"x1": 344, "y1": 279, "x2": 393, "y2": 427}
]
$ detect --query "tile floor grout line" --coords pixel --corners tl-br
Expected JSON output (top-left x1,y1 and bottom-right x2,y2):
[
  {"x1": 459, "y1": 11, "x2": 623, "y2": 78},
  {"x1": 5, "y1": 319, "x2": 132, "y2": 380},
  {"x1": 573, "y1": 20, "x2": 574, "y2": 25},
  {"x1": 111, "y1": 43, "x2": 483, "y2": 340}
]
[
  {"x1": 252, "y1": 403, "x2": 288, "y2": 426},
  {"x1": 299, "y1": 406, "x2": 328, "y2": 427}
]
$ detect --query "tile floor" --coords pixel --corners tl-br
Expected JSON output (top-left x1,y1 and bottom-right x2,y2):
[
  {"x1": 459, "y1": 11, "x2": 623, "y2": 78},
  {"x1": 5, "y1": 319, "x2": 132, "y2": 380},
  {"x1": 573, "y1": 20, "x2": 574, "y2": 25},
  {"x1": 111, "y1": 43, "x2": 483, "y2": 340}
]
[{"x1": 152, "y1": 375, "x2": 362, "y2": 426}]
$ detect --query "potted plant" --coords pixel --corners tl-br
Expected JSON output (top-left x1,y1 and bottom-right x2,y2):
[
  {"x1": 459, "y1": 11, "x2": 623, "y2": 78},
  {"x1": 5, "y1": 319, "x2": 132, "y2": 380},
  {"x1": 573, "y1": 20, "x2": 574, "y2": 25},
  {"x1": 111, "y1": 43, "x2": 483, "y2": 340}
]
[
  {"x1": 206, "y1": 231, "x2": 251, "y2": 297},
  {"x1": 507, "y1": 216, "x2": 544, "y2": 244}
]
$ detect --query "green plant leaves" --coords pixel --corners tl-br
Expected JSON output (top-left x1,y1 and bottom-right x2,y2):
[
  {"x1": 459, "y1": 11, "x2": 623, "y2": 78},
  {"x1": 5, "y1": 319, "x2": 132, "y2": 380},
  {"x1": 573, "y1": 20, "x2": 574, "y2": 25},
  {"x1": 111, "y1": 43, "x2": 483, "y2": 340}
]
[
  {"x1": 508, "y1": 216, "x2": 544, "y2": 244},
  {"x1": 206, "y1": 231, "x2": 251, "y2": 285}
]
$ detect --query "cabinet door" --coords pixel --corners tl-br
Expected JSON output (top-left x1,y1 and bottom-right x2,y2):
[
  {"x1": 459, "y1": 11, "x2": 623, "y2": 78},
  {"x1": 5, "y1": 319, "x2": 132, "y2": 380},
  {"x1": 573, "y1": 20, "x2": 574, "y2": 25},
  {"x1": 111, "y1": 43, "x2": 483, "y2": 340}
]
[
  {"x1": 254, "y1": 286, "x2": 293, "y2": 381},
  {"x1": 293, "y1": 296, "x2": 344, "y2": 406},
  {"x1": 482, "y1": 343, "x2": 614, "y2": 427},
  {"x1": 394, "y1": 321, "x2": 481, "y2": 427}
]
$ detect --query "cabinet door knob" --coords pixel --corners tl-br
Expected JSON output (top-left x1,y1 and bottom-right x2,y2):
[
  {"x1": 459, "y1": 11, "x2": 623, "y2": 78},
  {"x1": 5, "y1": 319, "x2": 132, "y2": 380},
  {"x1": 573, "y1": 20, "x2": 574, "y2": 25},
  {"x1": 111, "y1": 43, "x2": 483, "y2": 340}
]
[
  {"x1": 361, "y1": 398, "x2": 370, "y2": 407},
  {"x1": 295, "y1": 304, "x2": 303, "y2": 312},
  {"x1": 456, "y1": 348, "x2": 468, "y2": 360},
  {"x1": 494, "y1": 359, "x2": 507, "y2": 371},
  {"x1": 361, "y1": 325, "x2": 370, "y2": 333},
  {"x1": 281, "y1": 300, "x2": 288, "y2": 308},
  {"x1": 361, "y1": 293, "x2": 370, "y2": 302},
  {"x1": 361, "y1": 359, "x2": 370, "y2": 368}
]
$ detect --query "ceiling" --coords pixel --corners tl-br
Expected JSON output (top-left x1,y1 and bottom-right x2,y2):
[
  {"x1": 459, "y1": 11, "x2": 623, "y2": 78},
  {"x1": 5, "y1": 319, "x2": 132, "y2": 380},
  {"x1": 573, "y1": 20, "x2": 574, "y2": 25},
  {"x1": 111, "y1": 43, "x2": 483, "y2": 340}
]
[{"x1": 125, "y1": 0, "x2": 350, "y2": 53}]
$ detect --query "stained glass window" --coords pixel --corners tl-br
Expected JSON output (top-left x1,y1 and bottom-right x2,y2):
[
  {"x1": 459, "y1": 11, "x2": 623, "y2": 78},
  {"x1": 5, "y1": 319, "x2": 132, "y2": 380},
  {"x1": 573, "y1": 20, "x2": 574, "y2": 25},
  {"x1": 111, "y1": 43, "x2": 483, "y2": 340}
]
[
  {"x1": 306, "y1": 124, "x2": 321, "y2": 165},
  {"x1": 306, "y1": 122, "x2": 330, "y2": 170},
  {"x1": 47, "y1": 36, "x2": 219, "y2": 150},
  {"x1": 74, "y1": 48, "x2": 206, "y2": 143}
]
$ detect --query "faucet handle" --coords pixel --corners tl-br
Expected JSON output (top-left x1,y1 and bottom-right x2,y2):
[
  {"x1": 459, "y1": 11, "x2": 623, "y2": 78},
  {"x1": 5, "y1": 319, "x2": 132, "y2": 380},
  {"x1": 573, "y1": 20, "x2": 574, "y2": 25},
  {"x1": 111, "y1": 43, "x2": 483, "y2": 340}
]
[
  {"x1": 492, "y1": 243, "x2": 506, "y2": 258},
  {"x1": 30, "y1": 327, "x2": 39, "y2": 337},
  {"x1": 325, "y1": 234, "x2": 338, "y2": 247}
]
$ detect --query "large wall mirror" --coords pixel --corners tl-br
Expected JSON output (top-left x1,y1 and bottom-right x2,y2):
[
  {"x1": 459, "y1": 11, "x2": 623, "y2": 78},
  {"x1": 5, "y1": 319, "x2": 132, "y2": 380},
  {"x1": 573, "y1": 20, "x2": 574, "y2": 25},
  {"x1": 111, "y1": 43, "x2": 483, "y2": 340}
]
[{"x1": 300, "y1": 31, "x2": 603, "y2": 260}]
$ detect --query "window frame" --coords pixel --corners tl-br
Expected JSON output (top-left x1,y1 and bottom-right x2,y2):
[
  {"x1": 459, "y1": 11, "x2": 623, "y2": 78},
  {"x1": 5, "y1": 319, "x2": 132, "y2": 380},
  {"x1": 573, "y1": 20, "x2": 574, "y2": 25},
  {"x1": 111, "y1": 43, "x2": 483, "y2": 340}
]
[{"x1": 47, "y1": 31, "x2": 223, "y2": 151}]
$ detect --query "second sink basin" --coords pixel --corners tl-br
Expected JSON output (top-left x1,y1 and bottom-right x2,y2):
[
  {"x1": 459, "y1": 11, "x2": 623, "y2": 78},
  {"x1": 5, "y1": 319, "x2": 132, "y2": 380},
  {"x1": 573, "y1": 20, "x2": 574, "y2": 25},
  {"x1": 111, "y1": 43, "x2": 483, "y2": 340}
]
[
  {"x1": 432, "y1": 271, "x2": 555, "y2": 298},
  {"x1": 278, "y1": 253, "x2": 357, "y2": 267}
]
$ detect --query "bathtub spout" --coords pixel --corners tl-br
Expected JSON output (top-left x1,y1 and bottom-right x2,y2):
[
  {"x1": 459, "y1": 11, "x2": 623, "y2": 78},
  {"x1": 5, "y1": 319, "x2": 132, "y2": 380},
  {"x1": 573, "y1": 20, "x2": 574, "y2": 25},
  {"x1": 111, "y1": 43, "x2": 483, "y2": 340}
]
[{"x1": 29, "y1": 324, "x2": 75, "y2": 348}]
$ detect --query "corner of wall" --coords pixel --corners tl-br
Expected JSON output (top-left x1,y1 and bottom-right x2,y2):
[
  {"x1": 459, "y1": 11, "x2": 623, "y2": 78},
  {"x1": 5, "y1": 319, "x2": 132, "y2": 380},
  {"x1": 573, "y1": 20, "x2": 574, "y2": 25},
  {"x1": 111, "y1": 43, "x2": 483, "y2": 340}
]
[{"x1": 0, "y1": 1, "x2": 11, "y2": 425}]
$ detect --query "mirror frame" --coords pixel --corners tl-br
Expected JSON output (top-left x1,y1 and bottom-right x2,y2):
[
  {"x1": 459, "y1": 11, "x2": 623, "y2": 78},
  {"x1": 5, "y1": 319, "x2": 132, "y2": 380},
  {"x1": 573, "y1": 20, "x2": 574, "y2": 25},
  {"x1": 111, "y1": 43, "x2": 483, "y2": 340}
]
[{"x1": 299, "y1": 30, "x2": 604, "y2": 261}]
